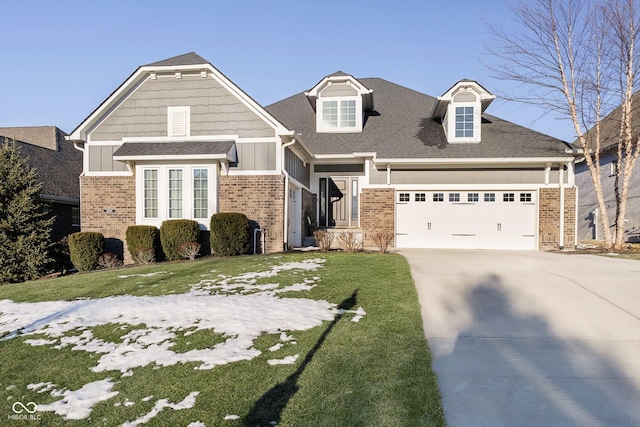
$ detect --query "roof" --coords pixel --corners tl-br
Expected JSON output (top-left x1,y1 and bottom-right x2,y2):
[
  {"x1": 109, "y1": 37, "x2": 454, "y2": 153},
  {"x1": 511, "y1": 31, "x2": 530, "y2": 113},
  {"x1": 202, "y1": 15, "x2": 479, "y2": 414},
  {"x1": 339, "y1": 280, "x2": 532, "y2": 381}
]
[
  {"x1": 143, "y1": 52, "x2": 209, "y2": 67},
  {"x1": 266, "y1": 77, "x2": 570, "y2": 160},
  {"x1": 576, "y1": 92, "x2": 640, "y2": 154},
  {"x1": 0, "y1": 127, "x2": 81, "y2": 202},
  {"x1": 113, "y1": 140, "x2": 236, "y2": 161}
]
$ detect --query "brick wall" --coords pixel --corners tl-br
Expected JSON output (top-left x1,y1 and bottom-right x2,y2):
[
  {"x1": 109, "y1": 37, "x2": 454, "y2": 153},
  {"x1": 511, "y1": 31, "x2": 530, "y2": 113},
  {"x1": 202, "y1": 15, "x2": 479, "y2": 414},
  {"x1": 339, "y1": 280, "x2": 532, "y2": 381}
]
[
  {"x1": 539, "y1": 187, "x2": 577, "y2": 250},
  {"x1": 80, "y1": 175, "x2": 136, "y2": 262},
  {"x1": 360, "y1": 188, "x2": 395, "y2": 249},
  {"x1": 219, "y1": 174, "x2": 285, "y2": 253}
]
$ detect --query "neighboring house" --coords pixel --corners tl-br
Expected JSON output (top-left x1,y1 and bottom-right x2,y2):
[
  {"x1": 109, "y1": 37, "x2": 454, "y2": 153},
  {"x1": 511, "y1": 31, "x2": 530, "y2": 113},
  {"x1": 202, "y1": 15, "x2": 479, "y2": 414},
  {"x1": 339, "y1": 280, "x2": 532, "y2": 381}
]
[
  {"x1": 574, "y1": 95, "x2": 640, "y2": 243},
  {"x1": 0, "y1": 126, "x2": 82, "y2": 241},
  {"x1": 68, "y1": 52, "x2": 576, "y2": 261}
]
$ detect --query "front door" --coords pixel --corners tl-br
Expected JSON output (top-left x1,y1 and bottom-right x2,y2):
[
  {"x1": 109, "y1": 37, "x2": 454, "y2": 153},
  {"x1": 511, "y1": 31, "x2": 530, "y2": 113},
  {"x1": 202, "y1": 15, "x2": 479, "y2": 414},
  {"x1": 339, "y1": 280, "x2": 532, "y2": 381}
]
[{"x1": 319, "y1": 177, "x2": 359, "y2": 228}]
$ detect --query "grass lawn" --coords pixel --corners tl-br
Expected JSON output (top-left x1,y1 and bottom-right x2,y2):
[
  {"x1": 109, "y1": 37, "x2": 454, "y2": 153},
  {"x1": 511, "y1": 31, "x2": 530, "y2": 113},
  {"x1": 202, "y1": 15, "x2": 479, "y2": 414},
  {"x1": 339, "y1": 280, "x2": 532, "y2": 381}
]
[{"x1": 0, "y1": 252, "x2": 445, "y2": 426}]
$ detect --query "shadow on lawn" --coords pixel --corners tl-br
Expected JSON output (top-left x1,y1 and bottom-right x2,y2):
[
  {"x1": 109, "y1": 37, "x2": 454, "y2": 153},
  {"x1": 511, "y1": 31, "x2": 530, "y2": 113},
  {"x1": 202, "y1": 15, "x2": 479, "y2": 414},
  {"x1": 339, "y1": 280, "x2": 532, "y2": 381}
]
[{"x1": 242, "y1": 289, "x2": 359, "y2": 426}]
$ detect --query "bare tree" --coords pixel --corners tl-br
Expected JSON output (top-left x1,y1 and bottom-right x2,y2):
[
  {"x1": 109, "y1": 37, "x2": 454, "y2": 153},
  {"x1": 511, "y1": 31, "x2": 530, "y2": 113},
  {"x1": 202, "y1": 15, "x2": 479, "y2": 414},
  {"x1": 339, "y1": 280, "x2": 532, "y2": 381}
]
[{"x1": 488, "y1": 0, "x2": 639, "y2": 249}]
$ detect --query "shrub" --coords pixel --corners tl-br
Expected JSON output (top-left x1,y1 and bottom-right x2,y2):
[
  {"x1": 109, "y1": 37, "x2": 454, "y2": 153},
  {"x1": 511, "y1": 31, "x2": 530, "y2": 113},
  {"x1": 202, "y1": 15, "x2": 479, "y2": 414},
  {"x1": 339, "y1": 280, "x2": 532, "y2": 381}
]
[
  {"x1": 97, "y1": 252, "x2": 123, "y2": 269},
  {"x1": 336, "y1": 231, "x2": 363, "y2": 253},
  {"x1": 68, "y1": 232, "x2": 104, "y2": 272},
  {"x1": 50, "y1": 236, "x2": 73, "y2": 272},
  {"x1": 371, "y1": 231, "x2": 394, "y2": 254},
  {"x1": 160, "y1": 220, "x2": 201, "y2": 261},
  {"x1": 134, "y1": 247, "x2": 156, "y2": 265},
  {"x1": 178, "y1": 241, "x2": 201, "y2": 260},
  {"x1": 210, "y1": 213, "x2": 250, "y2": 256},
  {"x1": 312, "y1": 230, "x2": 334, "y2": 252},
  {"x1": 126, "y1": 225, "x2": 160, "y2": 263}
]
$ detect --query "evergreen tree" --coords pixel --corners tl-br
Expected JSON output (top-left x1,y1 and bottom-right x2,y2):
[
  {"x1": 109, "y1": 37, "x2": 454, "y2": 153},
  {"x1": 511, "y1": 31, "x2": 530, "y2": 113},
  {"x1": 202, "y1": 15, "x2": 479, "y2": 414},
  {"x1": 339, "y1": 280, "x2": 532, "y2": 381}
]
[{"x1": 0, "y1": 137, "x2": 54, "y2": 284}]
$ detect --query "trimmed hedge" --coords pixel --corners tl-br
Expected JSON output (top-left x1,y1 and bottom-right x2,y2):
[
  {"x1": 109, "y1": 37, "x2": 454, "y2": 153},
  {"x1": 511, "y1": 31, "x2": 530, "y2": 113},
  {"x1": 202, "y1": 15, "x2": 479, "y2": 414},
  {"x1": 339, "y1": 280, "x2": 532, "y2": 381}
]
[
  {"x1": 160, "y1": 220, "x2": 201, "y2": 261},
  {"x1": 210, "y1": 213, "x2": 250, "y2": 256},
  {"x1": 68, "y1": 232, "x2": 104, "y2": 272},
  {"x1": 126, "y1": 225, "x2": 160, "y2": 263}
]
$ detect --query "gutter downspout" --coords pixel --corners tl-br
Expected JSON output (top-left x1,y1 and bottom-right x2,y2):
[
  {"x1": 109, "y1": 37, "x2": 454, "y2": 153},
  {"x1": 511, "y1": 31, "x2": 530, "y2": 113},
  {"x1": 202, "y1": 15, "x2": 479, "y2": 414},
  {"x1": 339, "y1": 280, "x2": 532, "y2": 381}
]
[
  {"x1": 559, "y1": 164, "x2": 565, "y2": 250},
  {"x1": 282, "y1": 139, "x2": 296, "y2": 251}
]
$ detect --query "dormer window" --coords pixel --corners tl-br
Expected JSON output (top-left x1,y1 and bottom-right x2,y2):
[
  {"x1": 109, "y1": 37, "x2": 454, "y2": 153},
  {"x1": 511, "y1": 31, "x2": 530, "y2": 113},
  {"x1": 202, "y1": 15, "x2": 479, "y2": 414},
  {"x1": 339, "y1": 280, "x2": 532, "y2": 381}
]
[
  {"x1": 305, "y1": 73, "x2": 374, "y2": 134},
  {"x1": 455, "y1": 106, "x2": 474, "y2": 138},
  {"x1": 321, "y1": 98, "x2": 357, "y2": 130},
  {"x1": 431, "y1": 80, "x2": 496, "y2": 144}
]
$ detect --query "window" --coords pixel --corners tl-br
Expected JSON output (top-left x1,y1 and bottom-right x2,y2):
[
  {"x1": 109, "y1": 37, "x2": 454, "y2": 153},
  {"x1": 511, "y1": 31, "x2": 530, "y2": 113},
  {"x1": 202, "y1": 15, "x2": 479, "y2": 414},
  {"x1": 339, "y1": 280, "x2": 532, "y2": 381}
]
[
  {"x1": 611, "y1": 159, "x2": 619, "y2": 175},
  {"x1": 144, "y1": 169, "x2": 158, "y2": 218},
  {"x1": 468, "y1": 193, "x2": 479, "y2": 202},
  {"x1": 449, "y1": 193, "x2": 460, "y2": 202},
  {"x1": 455, "y1": 106, "x2": 474, "y2": 138},
  {"x1": 415, "y1": 193, "x2": 426, "y2": 202},
  {"x1": 168, "y1": 169, "x2": 183, "y2": 218},
  {"x1": 520, "y1": 193, "x2": 532, "y2": 202},
  {"x1": 320, "y1": 99, "x2": 357, "y2": 130},
  {"x1": 484, "y1": 193, "x2": 495, "y2": 202},
  {"x1": 503, "y1": 193, "x2": 515, "y2": 202},
  {"x1": 71, "y1": 206, "x2": 80, "y2": 227},
  {"x1": 399, "y1": 193, "x2": 410, "y2": 202},
  {"x1": 433, "y1": 193, "x2": 444, "y2": 202},
  {"x1": 351, "y1": 180, "x2": 358, "y2": 222},
  {"x1": 193, "y1": 169, "x2": 208, "y2": 219}
]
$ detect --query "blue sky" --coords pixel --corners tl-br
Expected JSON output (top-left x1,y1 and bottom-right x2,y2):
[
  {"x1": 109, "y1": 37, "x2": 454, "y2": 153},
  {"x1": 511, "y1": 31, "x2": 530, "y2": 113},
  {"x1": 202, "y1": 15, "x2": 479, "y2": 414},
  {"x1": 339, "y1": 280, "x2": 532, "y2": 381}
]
[{"x1": 0, "y1": 0, "x2": 576, "y2": 142}]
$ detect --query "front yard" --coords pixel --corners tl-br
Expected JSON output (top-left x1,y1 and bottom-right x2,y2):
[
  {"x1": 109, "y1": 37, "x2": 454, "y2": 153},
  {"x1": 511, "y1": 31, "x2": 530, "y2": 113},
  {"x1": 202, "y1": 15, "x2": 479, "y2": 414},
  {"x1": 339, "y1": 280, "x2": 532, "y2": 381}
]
[{"x1": 0, "y1": 252, "x2": 444, "y2": 426}]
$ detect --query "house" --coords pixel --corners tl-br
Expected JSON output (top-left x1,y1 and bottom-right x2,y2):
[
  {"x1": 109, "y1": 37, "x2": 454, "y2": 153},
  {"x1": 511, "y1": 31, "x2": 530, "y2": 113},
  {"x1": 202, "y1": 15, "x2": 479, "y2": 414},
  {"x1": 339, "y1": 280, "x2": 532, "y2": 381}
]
[
  {"x1": 574, "y1": 95, "x2": 640, "y2": 243},
  {"x1": 68, "y1": 52, "x2": 576, "y2": 260},
  {"x1": 0, "y1": 126, "x2": 82, "y2": 241}
]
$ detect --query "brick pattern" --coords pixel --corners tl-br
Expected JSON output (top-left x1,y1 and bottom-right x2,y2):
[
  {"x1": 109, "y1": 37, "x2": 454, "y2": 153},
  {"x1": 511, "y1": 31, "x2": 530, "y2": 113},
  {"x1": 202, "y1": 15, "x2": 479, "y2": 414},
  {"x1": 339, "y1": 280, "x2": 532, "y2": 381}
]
[
  {"x1": 219, "y1": 174, "x2": 285, "y2": 253},
  {"x1": 539, "y1": 187, "x2": 577, "y2": 250},
  {"x1": 360, "y1": 188, "x2": 395, "y2": 248},
  {"x1": 80, "y1": 175, "x2": 136, "y2": 262}
]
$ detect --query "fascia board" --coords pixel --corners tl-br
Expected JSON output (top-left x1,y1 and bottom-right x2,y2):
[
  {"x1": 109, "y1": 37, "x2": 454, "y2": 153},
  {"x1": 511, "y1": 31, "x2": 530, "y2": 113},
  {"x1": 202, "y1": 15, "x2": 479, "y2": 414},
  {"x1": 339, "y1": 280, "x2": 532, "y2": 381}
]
[
  {"x1": 113, "y1": 153, "x2": 234, "y2": 162},
  {"x1": 373, "y1": 157, "x2": 575, "y2": 166}
]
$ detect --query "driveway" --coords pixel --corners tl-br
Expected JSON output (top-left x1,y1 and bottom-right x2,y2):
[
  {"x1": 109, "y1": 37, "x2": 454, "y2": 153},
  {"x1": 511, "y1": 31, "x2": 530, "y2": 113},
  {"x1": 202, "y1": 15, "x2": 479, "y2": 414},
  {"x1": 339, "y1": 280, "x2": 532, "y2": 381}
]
[{"x1": 401, "y1": 249, "x2": 640, "y2": 427}]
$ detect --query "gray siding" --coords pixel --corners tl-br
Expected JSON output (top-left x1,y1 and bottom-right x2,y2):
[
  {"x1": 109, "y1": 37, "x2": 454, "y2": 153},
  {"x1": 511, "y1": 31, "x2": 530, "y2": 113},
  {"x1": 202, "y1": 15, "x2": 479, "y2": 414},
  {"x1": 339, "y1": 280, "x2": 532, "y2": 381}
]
[
  {"x1": 576, "y1": 153, "x2": 640, "y2": 242},
  {"x1": 88, "y1": 145, "x2": 127, "y2": 172},
  {"x1": 369, "y1": 164, "x2": 566, "y2": 185},
  {"x1": 285, "y1": 148, "x2": 310, "y2": 187},
  {"x1": 234, "y1": 142, "x2": 277, "y2": 171},
  {"x1": 320, "y1": 83, "x2": 358, "y2": 97},
  {"x1": 91, "y1": 75, "x2": 275, "y2": 141}
]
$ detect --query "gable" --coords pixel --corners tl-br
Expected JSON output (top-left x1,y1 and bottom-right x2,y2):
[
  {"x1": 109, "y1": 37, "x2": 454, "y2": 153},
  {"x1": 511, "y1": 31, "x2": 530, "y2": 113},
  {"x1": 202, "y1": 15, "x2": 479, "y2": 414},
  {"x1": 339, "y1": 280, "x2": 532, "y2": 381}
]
[{"x1": 90, "y1": 74, "x2": 275, "y2": 141}]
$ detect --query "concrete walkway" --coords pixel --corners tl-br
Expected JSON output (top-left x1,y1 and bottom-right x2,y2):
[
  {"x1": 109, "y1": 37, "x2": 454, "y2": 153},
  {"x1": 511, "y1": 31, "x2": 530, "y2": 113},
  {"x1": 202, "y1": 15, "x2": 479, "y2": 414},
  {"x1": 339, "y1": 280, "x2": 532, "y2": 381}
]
[{"x1": 401, "y1": 249, "x2": 640, "y2": 427}]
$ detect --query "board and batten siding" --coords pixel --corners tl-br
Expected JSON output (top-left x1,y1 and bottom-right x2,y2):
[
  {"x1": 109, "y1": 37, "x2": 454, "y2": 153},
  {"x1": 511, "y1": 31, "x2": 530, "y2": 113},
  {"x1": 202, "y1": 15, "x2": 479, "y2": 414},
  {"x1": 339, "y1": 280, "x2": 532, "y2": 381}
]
[
  {"x1": 90, "y1": 75, "x2": 275, "y2": 141},
  {"x1": 88, "y1": 145, "x2": 127, "y2": 172}
]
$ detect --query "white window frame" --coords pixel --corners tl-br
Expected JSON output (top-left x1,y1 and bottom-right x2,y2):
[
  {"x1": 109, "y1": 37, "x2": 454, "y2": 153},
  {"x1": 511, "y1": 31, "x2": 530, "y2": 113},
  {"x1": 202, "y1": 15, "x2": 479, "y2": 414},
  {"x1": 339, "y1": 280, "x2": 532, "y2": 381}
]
[
  {"x1": 143, "y1": 168, "x2": 159, "y2": 219},
  {"x1": 168, "y1": 168, "x2": 184, "y2": 218},
  {"x1": 136, "y1": 163, "x2": 217, "y2": 229},
  {"x1": 316, "y1": 96, "x2": 362, "y2": 133},
  {"x1": 446, "y1": 102, "x2": 481, "y2": 143}
]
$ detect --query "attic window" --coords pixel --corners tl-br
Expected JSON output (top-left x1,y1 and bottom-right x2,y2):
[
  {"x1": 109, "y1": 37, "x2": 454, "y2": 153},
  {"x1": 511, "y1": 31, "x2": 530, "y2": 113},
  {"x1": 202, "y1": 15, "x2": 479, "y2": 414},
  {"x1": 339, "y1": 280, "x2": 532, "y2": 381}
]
[
  {"x1": 168, "y1": 106, "x2": 190, "y2": 137},
  {"x1": 455, "y1": 106, "x2": 474, "y2": 138}
]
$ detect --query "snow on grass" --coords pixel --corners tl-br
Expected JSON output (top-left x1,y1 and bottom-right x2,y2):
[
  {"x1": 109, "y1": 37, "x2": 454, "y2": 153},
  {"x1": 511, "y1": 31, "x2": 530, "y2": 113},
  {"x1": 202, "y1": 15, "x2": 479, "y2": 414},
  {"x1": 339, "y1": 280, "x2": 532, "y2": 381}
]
[
  {"x1": 0, "y1": 258, "x2": 366, "y2": 421},
  {"x1": 33, "y1": 378, "x2": 118, "y2": 420},
  {"x1": 267, "y1": 354, "x2": 299, "y2": 365},
  {"x1": 121, "y1": 391, "x2": 199, "y2": 427}
]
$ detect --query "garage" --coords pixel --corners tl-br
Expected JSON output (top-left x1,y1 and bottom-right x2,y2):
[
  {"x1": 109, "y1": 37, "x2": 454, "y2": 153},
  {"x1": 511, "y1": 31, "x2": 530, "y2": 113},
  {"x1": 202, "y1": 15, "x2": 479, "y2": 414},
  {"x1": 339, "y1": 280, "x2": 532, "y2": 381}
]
[{"x1": 396, "y1": 190, "x2": 537, "y2": 250}]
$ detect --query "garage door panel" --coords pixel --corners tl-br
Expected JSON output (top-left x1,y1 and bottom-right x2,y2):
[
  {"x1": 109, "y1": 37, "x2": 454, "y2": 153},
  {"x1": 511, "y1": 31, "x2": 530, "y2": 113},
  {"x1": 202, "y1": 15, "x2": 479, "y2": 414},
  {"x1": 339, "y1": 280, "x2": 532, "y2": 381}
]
[{"x1": 396, "y1": 190, "x2": 537, "y2": 250}]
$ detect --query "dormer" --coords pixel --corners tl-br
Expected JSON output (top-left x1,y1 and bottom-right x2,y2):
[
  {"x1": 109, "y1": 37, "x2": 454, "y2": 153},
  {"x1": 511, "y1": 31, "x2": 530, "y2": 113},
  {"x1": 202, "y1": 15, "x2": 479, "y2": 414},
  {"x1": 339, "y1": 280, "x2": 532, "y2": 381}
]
[
  {"x1": 305, "y1": 72, "x2": 374, "y2": 133},
  {"x1": 431, "y1": 80, "x2": 496, "y2": 143}
]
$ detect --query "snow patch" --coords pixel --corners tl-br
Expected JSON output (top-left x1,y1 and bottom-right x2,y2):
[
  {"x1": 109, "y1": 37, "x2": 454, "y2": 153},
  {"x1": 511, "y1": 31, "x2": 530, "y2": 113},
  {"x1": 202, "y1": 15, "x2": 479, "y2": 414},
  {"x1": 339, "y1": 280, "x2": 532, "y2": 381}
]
[
  {"x1": 36, "y1": 378, "x2": 118, "y2": 420},
  {"x1": 267, "y1": 354, "x2": 299, "y2": 365},
  {"x1": 120, "y1": 391, "x2": 199, "y2": 426}
]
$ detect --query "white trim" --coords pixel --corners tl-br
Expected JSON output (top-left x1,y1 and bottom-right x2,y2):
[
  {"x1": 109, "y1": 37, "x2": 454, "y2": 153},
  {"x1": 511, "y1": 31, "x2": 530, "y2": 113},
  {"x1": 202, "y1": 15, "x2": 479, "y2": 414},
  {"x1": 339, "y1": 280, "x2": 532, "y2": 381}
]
[
  {"x1": 122, "y1": 135, "x2": 239, "y2": 143},
  {"x1": 372, "y1": 157, "x2": 575, "y2": 165},
  {"x1": 84, "y1": 171, "x2": 133, "y2": 177},
  {"x1": 114, "y1": 154, "x2": 233, "y2": 162},
  {"x1": 86, "y1": 140, "x2": 124, "y2": 146},
  {"x1": 366, "y1": 183, "x2": 545, "y2": 191},
  {"x1": 227, "y1": 170, "x2": 281, "y2": 176},
  {"x1": 316, "y1": 96, "x2": 363, "y2": 133}
]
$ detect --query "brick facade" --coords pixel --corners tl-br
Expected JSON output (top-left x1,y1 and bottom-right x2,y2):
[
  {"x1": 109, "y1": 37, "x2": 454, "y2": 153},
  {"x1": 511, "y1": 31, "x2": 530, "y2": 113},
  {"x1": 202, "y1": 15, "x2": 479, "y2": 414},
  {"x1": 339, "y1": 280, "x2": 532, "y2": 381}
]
[
  {"x1": 360, "y1": 188, "x2": 395, "y2": 249},
  {"x1": 539, "y1": 187, "x2": 577, "y2": 250},
  {"x1": 219, "y1": 174, "x2": 285, "y2": 254},
  {"x1": 80, "y1": 175, "x2": 136, "y2": 262}
]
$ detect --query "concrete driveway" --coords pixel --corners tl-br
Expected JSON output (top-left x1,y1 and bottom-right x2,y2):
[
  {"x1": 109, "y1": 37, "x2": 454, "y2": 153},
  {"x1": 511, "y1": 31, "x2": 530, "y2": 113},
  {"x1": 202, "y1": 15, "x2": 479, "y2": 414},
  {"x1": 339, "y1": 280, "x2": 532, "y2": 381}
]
[{"x1": 400, "y1": 249, "x2": 640, "y2": 427}]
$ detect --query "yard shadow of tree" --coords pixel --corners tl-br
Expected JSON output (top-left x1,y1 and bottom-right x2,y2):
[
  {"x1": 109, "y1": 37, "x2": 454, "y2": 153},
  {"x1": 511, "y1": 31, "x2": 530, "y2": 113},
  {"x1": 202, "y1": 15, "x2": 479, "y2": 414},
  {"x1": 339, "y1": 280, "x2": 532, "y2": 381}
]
[
  {"x1": 433, "y1": 275, "x2": 639, "y2": 427},
  {"x1": 242, "y1": 289, "x2": 359, "y2": 426}
]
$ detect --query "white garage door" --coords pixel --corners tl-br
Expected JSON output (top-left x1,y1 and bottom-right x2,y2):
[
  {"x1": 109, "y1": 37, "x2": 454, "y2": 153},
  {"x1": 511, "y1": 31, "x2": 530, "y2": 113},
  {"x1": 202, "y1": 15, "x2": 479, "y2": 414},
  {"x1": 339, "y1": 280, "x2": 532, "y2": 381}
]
[{"x1": 396, "y1": 191, "x2": 537, "y2": 250}]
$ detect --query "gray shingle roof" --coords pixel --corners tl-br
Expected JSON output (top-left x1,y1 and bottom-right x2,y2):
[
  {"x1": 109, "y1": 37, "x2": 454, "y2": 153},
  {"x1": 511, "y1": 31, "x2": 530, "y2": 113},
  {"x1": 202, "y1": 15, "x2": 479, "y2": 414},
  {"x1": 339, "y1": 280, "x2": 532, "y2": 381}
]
[
  {"x1": 144, "y1": 52, "x2": 209, "y2": 67},
  {"x1": 266, "y1": 77, "x2": 570, "y2": 159},
  {"x1": 0, "y1": 127, "x2": 81, "y2": 201},
  {"x1": 113, "y1": 141, "x2": 235, "y2": 159}
]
